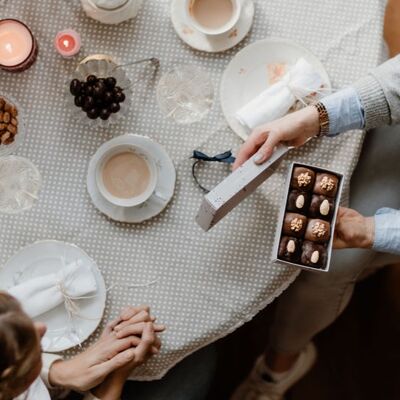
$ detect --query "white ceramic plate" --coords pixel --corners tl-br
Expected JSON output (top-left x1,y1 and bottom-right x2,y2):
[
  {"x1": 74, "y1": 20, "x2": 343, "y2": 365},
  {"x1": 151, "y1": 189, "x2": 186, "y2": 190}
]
[
  {"x1": 87, "y1": 135, "x2": 176, "y2": 223},
  {"x1": 171, "y1": 0, "x2": 254, "y2": 53},
  {"x1": 220, "y1": 37, "x2": 332, "y2": 140},
  {"x1": 0, "y1": 241, "x2": 106, "y2": 352}
]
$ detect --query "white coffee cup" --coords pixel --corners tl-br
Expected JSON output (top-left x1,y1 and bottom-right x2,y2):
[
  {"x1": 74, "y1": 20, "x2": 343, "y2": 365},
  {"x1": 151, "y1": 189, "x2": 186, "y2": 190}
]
[
  {"x1": 95, "y1": 144, "x2": 157, "y2": 208},
  {"x1": 184, "y1": 0, "x2": 241, "y2": 36}
]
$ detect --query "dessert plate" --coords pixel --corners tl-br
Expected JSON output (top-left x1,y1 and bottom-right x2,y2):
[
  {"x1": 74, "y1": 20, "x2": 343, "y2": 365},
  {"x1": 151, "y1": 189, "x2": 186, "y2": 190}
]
[
  {"x1": 171, "y1": 0, "x2": 254, "y2": 53},
  {"x1": 0, "y1": 240, "x2": 106, "y2": 352},
  {"x1": 220, "y1": 37, "x2": 332, "y2": 140},
  {"x1": 87, "y1": 135, "x2": 176, "y2": 223}
]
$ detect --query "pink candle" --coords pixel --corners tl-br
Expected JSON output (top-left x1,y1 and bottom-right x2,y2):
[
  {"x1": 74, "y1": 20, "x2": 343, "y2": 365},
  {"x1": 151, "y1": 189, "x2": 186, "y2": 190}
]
[
  {"x1": 0, "y1": 19, "x2": 38, "y2": 72},
  {"x1": 54, "y1": 29, "x2": 81, "y2": 58}
]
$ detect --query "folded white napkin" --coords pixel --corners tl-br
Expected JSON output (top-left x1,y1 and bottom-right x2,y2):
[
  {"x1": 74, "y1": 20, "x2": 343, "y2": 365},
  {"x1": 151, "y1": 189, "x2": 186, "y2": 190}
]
[
  {"x1": 9, "y1": 259, "x2": 97, "y2": 319},
  {"x1": 235, "y1": 58, "x2": 325, "y2": 130}
]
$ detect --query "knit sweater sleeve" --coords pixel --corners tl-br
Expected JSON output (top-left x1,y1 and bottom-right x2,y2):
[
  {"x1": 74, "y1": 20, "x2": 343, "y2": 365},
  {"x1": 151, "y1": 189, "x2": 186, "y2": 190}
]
[{"x1": 353, "y1": 54, "x2": 400, "y2": 130}]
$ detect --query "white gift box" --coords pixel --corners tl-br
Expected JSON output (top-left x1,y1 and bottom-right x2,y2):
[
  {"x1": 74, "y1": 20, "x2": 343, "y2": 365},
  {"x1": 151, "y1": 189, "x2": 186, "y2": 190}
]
[{"x1": 272, "y1": 162, "x2": 344, "y2": 273}]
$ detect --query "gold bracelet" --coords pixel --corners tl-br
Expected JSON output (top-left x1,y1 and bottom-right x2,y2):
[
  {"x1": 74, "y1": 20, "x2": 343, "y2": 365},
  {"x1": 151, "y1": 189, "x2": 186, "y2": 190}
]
[{"x1": 314, "y1": 102, "x2": 330, "y2": 137}]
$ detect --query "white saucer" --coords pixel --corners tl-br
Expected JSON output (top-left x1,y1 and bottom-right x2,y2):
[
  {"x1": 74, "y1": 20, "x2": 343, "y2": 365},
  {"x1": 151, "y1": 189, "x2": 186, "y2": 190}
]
[
  {"x1": 220, "y1": 37, "x2": 332, "y2": 140},
  {"x1": 0, "y1": 240, "x2": 106, "y2": 352},
  {"x1": 87, "y1": 135, "x2": 176, "y2": 223},
  {"x1": 171, "y1": 0, "x2": 255, "y2": 53}
]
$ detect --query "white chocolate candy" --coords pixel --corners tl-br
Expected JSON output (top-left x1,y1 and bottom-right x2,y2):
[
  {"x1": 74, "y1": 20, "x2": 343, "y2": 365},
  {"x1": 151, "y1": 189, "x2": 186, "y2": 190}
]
[
  {"x1": 320, "y1": 199, "x2": 330, "y2": 216},
  {"x1": 286, "y1": 240, "x2": 296, "y2": 253},
  {"x1": 311, "y1": 250, "x2": 320, "y2": 264},
  {"x1": 295, "y1": 194, "x2": 305, "y2": 209}
]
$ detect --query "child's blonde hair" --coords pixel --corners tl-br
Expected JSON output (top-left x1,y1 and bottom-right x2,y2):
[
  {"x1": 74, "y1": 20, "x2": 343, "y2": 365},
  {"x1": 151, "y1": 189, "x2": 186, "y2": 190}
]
[{"x1": 0, "y1": 292, "x2": 41, "y2": 400}]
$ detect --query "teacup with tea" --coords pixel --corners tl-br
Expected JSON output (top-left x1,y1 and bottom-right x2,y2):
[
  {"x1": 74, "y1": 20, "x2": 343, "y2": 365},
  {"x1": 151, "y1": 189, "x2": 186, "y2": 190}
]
[
  {"x1": 185, "y1": 0, "x2": 241, "y2": 36},
  {"x1": 96, "y1": 144, "x2": 157, "y2": 207}
]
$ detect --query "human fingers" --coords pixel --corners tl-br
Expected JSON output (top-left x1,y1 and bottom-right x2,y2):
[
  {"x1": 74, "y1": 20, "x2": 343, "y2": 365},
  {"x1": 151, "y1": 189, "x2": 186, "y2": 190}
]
[
  {"x1": 133, "y1": 323, "x2": 155, "y2": 365},
  {"x1": 232, "y1": 128, "x2": 269, "y2": 170},
  {"x1": 253, "y1": 130, "x2": 282, "y2": 164},
  {"x1": 119, "y1": 305, "x2": 150, "y2": 321},
  {"x1": 115, "y1": 322, "x2": 165, "y2": 339},
  {"x1": 114, "y1": 310, "x2": 153, "y2": 332},
  {"x1": 92, "y1": 348, "x2": 136, "y2": 378}
]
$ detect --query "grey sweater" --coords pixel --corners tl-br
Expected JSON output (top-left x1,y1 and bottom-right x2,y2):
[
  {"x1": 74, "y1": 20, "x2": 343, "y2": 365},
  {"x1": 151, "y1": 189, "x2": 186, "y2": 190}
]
[{"x1": 353, "y1": 54, "x2": 400, "y2": 130}]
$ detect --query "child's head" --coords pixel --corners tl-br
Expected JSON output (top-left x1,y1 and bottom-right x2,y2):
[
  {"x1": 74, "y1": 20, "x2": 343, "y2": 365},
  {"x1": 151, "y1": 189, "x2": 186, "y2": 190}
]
[{"x1": 0, "y1": 292, "x2": 44, "y2": 400}]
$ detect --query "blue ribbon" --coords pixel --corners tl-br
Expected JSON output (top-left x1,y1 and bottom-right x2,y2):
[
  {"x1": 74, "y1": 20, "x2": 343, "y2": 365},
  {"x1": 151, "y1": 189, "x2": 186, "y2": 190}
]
[
  {"x1": 191, "y1": 150, "x2": 236, "y2": 164},
  {"x1": 191, "y1": 150, "x2": 236, "y2": 193}
]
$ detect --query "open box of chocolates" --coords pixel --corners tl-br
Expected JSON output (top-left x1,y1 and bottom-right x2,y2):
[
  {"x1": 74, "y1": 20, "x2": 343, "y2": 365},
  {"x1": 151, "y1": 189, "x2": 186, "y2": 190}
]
[{"x1": 273, "y1": 163, "x2": 344, "y2": 272}]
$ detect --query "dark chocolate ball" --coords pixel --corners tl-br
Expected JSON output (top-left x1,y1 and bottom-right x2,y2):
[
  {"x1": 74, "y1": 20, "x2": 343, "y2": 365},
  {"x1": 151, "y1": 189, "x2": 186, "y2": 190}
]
[
  {"x1": 105, "y1": 77, "x2": 117, "y2": 89},
  {"x1": 80, "y1": 82, "x2": 88, "y2": 94},
  {"x1": 86, "y1": 75, "x2": 98, "y2": 85},
  {"x1": 282, "y1": 212, "x2": 307, "y2": 238},
  {"x1": 99, "y1": 108, "x2": 111, "y2": 120},
  {"x1": 286, "y1": 190, "x2": 310, "y2": 214},
  {"x1": 309, "y1": 194, "x2": 335, "y2": 220},
  {"x1": 109, "y1": 102, "x2": 120, "y2": 113},
  {"x1": 84, "y1": 96, "x2": 95, "y2": 110},
  {"x1": 74, "y1": 95, "x2": 85, "y2": 107},
  {"x1": 305, "y1": 219, "x2": 331, "y2": 244},
  {"x1": 114, "y1": 90, "x2": 125, "y2": 103},
  {"x1": 87, "y1": 108, "x2": 99, "y2": 119},
  {"x1": 291, "y1": 167, "x2": 316, "y2": 192},
  {"x1": 278, "y1": 236, "x2": 302, "y2": 263},
  {"x1": 313, "y1": 173, "x2": 339, "y2": 197},
  {"x1": 95, "y1": 97, "x2": 104, "y2": 107},
  {"x1": 70, "y1": 79, "x2": 81, "y2": 96},
  {"x1": 301, "y1": 241, "x2": 327, "y2": 269},
  {"x1": 103, "y1": 91, "x2": 114, "y2": 104}
]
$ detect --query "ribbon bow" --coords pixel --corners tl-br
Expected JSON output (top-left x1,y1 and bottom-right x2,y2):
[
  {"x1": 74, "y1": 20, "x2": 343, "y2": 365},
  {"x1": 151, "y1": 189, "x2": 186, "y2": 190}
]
[{"x1": 191, "y1": 150, "x2": 236, "y2": 193}]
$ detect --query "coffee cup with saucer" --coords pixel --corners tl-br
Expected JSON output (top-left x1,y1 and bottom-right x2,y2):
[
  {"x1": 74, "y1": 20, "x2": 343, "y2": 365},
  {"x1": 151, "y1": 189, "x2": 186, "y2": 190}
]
[
  {"x1": 171, "y1": 0, "x2": 254, "y2": 53},
  {"x1": 87, "y1": 134, "x2": 176, "y2": 223}
]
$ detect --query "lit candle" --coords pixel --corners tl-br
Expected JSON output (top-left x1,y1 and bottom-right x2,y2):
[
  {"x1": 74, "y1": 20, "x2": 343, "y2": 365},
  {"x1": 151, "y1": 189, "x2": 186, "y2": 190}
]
[
  {"x1": 54, "y1": 29, "x2": 81, "y2": 58},
  {"x1": 0, "y1": 19, "x2": 38, "y2": 72}
]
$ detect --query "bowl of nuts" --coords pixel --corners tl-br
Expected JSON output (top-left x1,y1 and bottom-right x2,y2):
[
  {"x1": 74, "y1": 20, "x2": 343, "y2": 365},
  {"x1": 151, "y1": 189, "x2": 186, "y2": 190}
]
[
  {"x1": 0, "y1": 94, "x2": 24, "y2": 157},
  {"x1": 66, "y1": 55, "x2": 132, "y2": 129}
]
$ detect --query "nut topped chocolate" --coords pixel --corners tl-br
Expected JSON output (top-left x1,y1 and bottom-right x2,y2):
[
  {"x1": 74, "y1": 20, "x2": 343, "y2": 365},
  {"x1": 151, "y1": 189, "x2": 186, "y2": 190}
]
[
  {"x1": 309, "y1": 194, "x2": 334, "y2": 220},
  {"x1": 278, "y1": 236, "x2": 302, "y2": 263},
  {"x1": 287, "y1": 190, "x2": 311, "y2": 214},
  {"x1": 0, "y1": 97, "x2": 19, "y2": 146},
  {"x1": 301, "y1": 241, "x2": 327, "y2": 269},
  {"x1": 291, "y1": 167, "x2": 315, "y2": 191},
  {"x1": 305, "y1": 219, "x2": 331, "y2": 243},
  {"x1": 313, "y1": 173, "x2": 339, "y2": 197},
  {"x1": 283, "y1": 212, "x2": 307, "y2": 238}
]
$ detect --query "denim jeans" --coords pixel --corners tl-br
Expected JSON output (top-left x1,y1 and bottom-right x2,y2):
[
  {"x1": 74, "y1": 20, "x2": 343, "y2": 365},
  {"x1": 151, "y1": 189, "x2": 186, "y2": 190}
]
[{"x1": 269, "y1": 125, "x2": 400, "y2": 353}]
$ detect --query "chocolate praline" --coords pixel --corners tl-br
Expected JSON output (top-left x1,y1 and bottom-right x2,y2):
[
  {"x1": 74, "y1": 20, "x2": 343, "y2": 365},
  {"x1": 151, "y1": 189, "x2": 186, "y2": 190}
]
[
  {"x1": 301, "y1": 241, "x2": 327, "y2": 269},
  {"x1": 305, "y1": 218, "x2": 331, "y2": 243},
  {"x1": 287, "y1": 190, "x2": 311, "y2": 214},
  {"x1": 309, "y1": 194, "x2": 334, "y2": 220},
  {"x1": 282, "y1": 212, "x2": 307, "y2": 238},
  {"x1": 278, "y1": 236, "x2": 302, "y2": 263},
  {"x1": 313, "y1": 172, "x2": 339, "y2": 197},
  {"x1": 291, "y1": 167, "x2": 316, "y2": 192}
]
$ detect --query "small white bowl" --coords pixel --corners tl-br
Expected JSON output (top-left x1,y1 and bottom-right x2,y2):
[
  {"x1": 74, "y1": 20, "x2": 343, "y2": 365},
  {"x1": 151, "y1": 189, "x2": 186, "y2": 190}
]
[{"x1": 95, "y1": 144, "x2": 158, "y2": 208}]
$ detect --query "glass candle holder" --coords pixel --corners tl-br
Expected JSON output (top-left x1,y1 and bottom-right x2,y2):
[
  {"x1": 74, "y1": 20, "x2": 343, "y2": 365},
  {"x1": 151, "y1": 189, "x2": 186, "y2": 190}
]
[
  {"x1": 0, "y1": 19, "x2": 38, "y2": 72},
  {"x1": 54, "y1": 29, "x2": 81, "y2": 58}
]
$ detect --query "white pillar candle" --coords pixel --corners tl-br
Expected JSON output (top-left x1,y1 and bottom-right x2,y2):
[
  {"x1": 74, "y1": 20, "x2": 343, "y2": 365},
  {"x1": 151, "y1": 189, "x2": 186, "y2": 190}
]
[{"x1": 0, "y1": 19, "x2": 38, "y2": 72}]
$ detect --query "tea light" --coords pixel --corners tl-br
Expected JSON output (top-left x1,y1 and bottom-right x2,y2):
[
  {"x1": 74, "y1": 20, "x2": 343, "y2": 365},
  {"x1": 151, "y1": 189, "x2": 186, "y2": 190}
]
[
  {"x1": 0, "y1": 19, "x2": 38, "y2": 72},
  {"x1": 54, "y1": 29, "x2": 81, "y2": 58}
]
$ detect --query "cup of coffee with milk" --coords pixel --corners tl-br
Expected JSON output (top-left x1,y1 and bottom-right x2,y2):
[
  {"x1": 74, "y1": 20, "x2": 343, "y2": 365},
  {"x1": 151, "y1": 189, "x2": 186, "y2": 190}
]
[
  {"x1": 185, "y1": 0, "x2": 241, "y2": 36},
  {"x1": 96, "y1": 144, "x2": 157, "y2": 207}
]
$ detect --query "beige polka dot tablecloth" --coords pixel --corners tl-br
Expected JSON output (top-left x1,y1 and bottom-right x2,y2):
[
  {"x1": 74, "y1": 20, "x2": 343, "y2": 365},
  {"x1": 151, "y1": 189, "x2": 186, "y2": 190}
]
[{"x1": 0, "y1": 0, "x2": 386, "y2": 380}]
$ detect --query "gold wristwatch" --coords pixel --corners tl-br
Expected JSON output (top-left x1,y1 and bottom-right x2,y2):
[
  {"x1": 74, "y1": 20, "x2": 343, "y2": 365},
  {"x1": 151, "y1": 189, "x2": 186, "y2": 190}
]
[{"x1": 314, "y1": 102, "x2": 330, "y2": 137}]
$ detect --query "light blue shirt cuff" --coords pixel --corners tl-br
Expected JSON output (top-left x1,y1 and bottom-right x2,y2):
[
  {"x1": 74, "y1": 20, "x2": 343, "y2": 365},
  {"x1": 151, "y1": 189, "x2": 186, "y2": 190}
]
[
  {"x1": 373, "y1": 208, "x2": 400, "y2": 255},
  {"x1": 320, "y1": 87, "x2": 365, "y2": 136}
]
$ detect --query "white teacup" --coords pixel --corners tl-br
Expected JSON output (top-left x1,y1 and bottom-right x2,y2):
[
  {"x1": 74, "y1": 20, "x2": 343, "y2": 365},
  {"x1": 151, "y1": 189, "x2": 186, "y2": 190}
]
[
  {"x1": 185, "y1": 0, "x2": 241, "y2": 36},
  {"x1": 95, "y1": 144, "x2": 158, "y2": 208}
]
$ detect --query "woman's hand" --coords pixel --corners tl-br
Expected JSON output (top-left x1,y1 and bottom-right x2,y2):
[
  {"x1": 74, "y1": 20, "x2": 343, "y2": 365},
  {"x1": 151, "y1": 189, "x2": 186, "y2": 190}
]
[
  {"x1": 333, "y1": 207, "x2": 375, "y2": 249},
  {"x1": 233, "y1": 106, "x2": 320, "y2": 170},
  {"x1": 49, "y1": 305, "x2": 164, "y2": 392},
  {"x1": 92, "y1": 322, "x2": 158, "y2": 400}
]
